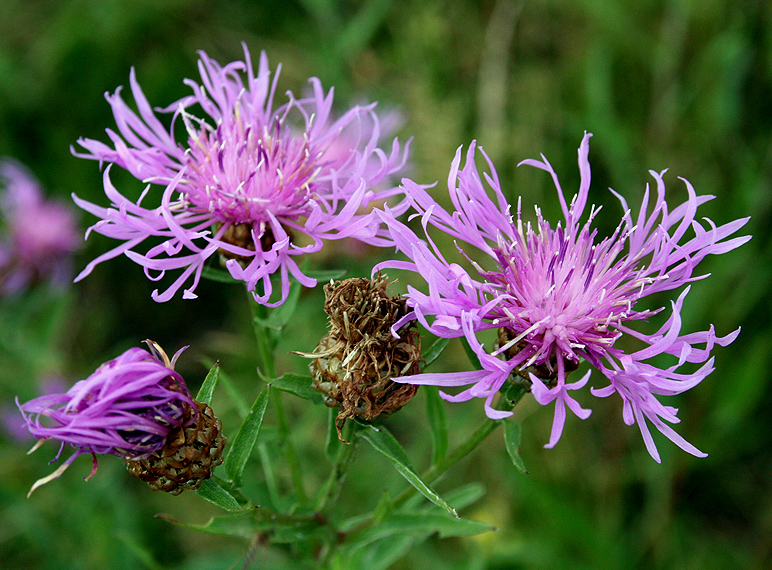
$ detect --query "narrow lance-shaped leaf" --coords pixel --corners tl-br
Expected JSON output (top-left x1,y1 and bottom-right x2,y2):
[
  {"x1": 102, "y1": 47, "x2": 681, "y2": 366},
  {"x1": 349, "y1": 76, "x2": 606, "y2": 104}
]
[
  {"x1": 195, "y1": 478, "x2": 242, "y2": 512},
  {"x1": 358, "y1": 422, "x2": 458, "y2": 518},
  {"x1": 270, "y1": 373, "x2": 324, "y2": 405},
  {"x1": 424, "y1": 385, "x2": 448, "y2": 466},
  {"x1": 200, "y1": 359, "x2": 250, "y2": 417},
  {"x1": 422, "y1": 336, "x2": 450, "y2": 369},
  {"x1": 325, "y1": 406, "x2": 343, "y2": 462},
  {"x1": 503, "y1": 421, "x2": 528, "y2": 474},
  {"x1": 224, "y1": 387, "x2": 271, "y2": 487},
  {"x1": 343, "y1": 512, "x2": 495, "y2": 553},
  {"x1": 196, "y1": 361, "x2": 220, "y2": 405}
]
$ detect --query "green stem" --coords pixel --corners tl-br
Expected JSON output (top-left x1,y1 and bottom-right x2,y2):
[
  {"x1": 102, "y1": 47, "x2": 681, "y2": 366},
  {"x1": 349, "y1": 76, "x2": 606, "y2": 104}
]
[
  {"x1": 314, "y1": 423, "x2": 360, "y2": 513},
  {"x1": 392, "y1": 388, "x2": 526, "y2": 510},
  {"x1": 247, "y1": 288, "x2": 307, "y2": 505},
  {"x1": 248, "y1": 294, "x2": 277, "y2": 379},
  {"x1": 273, "y1": 391, "x2": 309, "y2": 505}
]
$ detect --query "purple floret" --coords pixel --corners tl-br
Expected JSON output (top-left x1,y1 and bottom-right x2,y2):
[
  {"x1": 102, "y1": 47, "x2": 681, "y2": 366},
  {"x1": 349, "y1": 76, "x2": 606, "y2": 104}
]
[
  {"x1": 73, "y1": 44, "x2": 410, "y2": 306},
  {"x1": 375, "y1": 132, "x2": 750, "y2": 461},
  {"x1": 18, "y1": 346, "x2": 195, "y2": 492}
]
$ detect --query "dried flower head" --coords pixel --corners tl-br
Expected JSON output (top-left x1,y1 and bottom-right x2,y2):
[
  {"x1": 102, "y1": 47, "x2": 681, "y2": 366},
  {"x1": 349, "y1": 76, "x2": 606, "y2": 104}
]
[
  {"x1": 375, "y1": 133, "x2": 750, "y2": 461},
  {"x1": 302, "y1": 276, "x2": 421, "y2": 440},
  {"x1": 0, "y1": 159, "x2": 80, "y2": 296},
  {"x1": 73, "y1": 44, "x2": 410, "y2": 306}
]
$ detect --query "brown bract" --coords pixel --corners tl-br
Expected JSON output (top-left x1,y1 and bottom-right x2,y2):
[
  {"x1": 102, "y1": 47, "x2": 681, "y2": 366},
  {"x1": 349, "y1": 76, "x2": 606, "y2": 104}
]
[
  {"x1": 306, "y1": 276, "x2": 421, "y2": 442},
  {"x1": 126, "y1": 400, "x2": 226, "y2": 494}
]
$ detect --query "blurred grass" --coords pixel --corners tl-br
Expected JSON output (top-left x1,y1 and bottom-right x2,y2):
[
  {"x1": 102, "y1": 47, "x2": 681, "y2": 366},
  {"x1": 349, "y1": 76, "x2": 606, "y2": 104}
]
[{"x1": 1, "y1": 0, "x2": 770, "y2": 568}]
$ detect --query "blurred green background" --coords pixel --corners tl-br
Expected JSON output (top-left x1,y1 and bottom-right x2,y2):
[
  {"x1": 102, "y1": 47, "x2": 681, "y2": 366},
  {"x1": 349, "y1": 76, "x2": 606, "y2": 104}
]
[{"x1": 1, "y1": 0, "x2": 770, "y2": 568}]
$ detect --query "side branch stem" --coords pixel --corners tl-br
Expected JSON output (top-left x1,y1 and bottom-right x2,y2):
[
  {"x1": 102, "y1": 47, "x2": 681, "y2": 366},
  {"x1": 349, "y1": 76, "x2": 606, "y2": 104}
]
[{"x1": 392, "y1": 388, "x2": 525, "y2": 510}]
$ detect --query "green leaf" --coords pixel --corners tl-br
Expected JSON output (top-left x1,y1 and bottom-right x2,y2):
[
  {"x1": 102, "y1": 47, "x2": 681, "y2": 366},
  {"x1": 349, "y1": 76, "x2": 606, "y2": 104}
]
[
  {"x1": 422, "y1": 482, "x2": 486, "y2": 513},
  {"x1": 358, "y1": 422, "x2": 458, "y2": 517},
  {"x1": 499, "y1": 380, "x2": 528, "y2": 406},
  {"x1": 355, "y1": 534, "x2": 416, "y2": 570},
  {"x1": 335, "y1": 0, "x2": 393, "y2": 60},
  {"x1": 195, "y1": 361, "x2": 220, "y2": 405},
  {"x1": 422, "y1": 336, "x2": 450, "y2": 369},
  {"x1": 358, "y1": 422, "x2": 412, "y2": 468},
  {"x1": 270, "y1": 373, "x2": 324, "y2": 405},
  {"x1": 195, "y1": 478, "x2": 242, "y2": 512},
  {"x1": 115, "y1": 532, "x2": 165, "y2": 570},
  {"x1": 200, "y1": 359, "x2": 249, "y2": 417},
  {"x1": 424, "y1": 386, "x2": 448, "y2": 466},
  {"x1": 224, "y1": 387, "x2": 271, "y2": 487},
  {"x1": 257, "y1": 440, "x2": 284, "y2": 511},
  {"x1": 325, "y1": 406, "x2": 343, "y2": 462},
  {"x1": 269, "y1": 524, "x2": 329, "y2": 544},
  {"x1": 371, "y1": 490, "x2": 394, "y2": 524},
  {"x1": 503, "y1": 421, "x2": 528, "y2": 474},
  {"x1": 156, "y1": 510, "x2": 257, "y2": 538},
  {"x1": 345, "y1": 512, "x2": 494, "y2": 551},
  {"x1": 156, "y1": 507, "x2": 320, "y2": 539}
]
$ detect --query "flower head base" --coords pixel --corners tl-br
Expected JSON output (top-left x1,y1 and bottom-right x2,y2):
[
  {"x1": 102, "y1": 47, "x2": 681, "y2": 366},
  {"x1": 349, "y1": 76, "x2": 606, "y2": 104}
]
[
  {"x1": 73, "y1": 44, "x2": 410, "y2": 306},
  {"x1": 0, "y1": 160, "x2": 80, "y2": 296},
  {"x1": 301, "y1": 275, "x2": 421, "y2": 441},
  {"x1": 18, "y1": 342, "x2": 197, "y2": 495},
  {"x1": 125, "y1": 398, "x2": 225, "y2": 495},
  {"x1": 376, "y1": 133, "x2": 750, "y2": 461}
]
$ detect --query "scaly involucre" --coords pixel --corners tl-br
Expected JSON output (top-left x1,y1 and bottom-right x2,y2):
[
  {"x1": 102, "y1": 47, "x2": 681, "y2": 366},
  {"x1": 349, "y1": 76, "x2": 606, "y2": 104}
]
[
  {"x1": 376, "y1": 132, "x2": 750, "y2": 461},
  {"x1": 18, "y1": 346, "x2": 195, "y2": 492},
  {"x1": 74, "y1": 44, "x2": 410, "y2": 305}
]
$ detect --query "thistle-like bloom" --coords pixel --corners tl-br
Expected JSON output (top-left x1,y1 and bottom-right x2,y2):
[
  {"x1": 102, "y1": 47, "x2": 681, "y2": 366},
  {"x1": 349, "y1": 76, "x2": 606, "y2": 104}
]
[
  {"x1": 0, "y1": 160, "x2": 80, "y2": 296},
  {"x1": 376, "y1": 133, "x2": 750, "y2": 461},
  {"x1": 73, "y1": 45, "x2": 409, "y2": 305},
  {"x1": 18, "y1": 343, "x2": 195, "y2": 494}
]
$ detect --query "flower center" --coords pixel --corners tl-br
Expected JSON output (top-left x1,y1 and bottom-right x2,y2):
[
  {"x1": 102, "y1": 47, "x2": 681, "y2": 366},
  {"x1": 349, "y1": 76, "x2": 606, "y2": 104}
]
[
  {"x1": 181, "y1": 111, "x2": 321, "y2": 224},
  {"x1": 484, "y1": 220, "x2": 635, "y2": 366}
]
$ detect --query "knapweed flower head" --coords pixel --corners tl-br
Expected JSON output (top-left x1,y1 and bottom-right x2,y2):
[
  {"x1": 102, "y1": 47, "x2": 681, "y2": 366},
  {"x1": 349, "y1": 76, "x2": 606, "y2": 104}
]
[
  {"x1": 376, "y1": 133, "x2": 750, "y2": 462},
  {"x1": 301, "y1": 275, "x2": 421, "y2": 440},
  {"x1": 0, "y1": 160, "x2": 80, "y2": 296},
  {"x1": 18, "y1": 342, "x2": 196, "y2": 495},
  {"x1": 73, "y1": 44, "x2": 410, "y2": 306}
]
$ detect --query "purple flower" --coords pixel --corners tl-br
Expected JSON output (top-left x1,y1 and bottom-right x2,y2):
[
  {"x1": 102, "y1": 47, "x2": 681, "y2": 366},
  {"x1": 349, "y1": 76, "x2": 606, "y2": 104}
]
[
  {"x1": 18, "y1": 343, "x2": 195, "y2": 494},
  {"x1": 0, "y1": 160, "x2": 80, "y2": 296},
  {"x1": 376, "y1": 133, "x2": 750, "y2": 462},
  {"x1": 73, "y1": 44, "x2": 410, "y2": 305}
]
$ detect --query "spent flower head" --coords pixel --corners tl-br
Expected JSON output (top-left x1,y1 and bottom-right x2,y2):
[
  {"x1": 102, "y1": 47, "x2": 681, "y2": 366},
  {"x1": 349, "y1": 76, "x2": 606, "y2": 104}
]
[
  {"x1": 375, "y1": 133, "x2": 750, "y2": 461},
  {"x1": 0, "y1": 160, "x2": 80, "y2": 296},
  {"x1": 300, "y1": 275, "x2": 421, "y2": 440},
  {"x1": 73, "y1": 44, "x2": 410, "y2": 305},
  {"x1": 18, "y1": 342, "x2": 196, "y2": 495}
]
